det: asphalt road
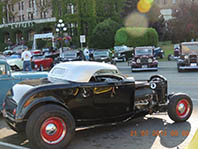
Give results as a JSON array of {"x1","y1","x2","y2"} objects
[{"x1": 0, "y1": 61, "x2": 198, "y2": 149}]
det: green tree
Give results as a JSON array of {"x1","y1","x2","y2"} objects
[
  {"x1": 90, "y1": 18, "x2": 121, "y2": 49},
  {"x1": 169, "y1": 2, "x2": 198, "y2": 43}
]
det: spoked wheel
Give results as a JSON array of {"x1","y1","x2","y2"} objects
[
  {"x1": 168, "y1": 94, "x2": 193, "y2": 122},
  {"x1": 26, "y1": 104, "x2": 75, "y2": 149}
]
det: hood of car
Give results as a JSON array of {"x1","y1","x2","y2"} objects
[
  {"x1": 7, "y1": 58, "x2": 22, "y2": 65},
  {"x1": 12, "y1": 71, "x2": 48, "y2": 80}
]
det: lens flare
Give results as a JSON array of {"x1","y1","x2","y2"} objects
[
  {"x1": 137, "y1": 0, "x2": 153, "y2": 13},
  {"x1": 124, "y1": 12, "x2": 148, "y2": 28}
]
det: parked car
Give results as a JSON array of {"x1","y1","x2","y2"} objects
[
  {"x1": 12, "y1": 45, "x2": 28, "y2": 54},
  {"x1": 114, "y1": 45, "x2": 133, "y2": 62},
  {"x1": 0, "y1": 59, "x2": 48, "y2": 111},
  {"x1": 30, "y1": 49, "x2": 42, "y2": 56},
  {"x1": 56, "y1": 50, "x2": 84, "y2": 63},
  {"x1": 6, "y1": 54, "x2": 23, "y2": 71},
  {"x1": 31, "y1": 55, "x2": 54, "y2": 71},
  {"x1": 177, "y1": 42, "x2": 198, "y2": 72},
  {"x1": 91, "y1": 49, "x2": 116, "y2": 65},
  {"x1": 154, "y1": 47, "x2": 164, "y2": 59},
  {"x1": 130, "y1": 46, "x2": 158, "y2": 72},
  {"x1": 3, "y1": 50, "x2": 14, "y2": 57},
  {"x1": 2, "y1": 61, "x2": 193, "y2": 148}
]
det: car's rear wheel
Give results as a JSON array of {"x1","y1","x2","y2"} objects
[
  {"x1": 168, "y1": 94, "x2": 193, "y2": 122},
  {"x1": 26, "y1": 104, "x2": 75, "y2": 149}
]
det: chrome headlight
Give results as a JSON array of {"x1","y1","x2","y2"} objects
[
  {"x1": 136, "y1": 58, "x2": 141, "y2": 63},
  {"x1": 148, "y1": 58, "x2": 153, "y2": 63},
  {"x1": 184, "y1": 55, "x2": 188, "y2": 59}
]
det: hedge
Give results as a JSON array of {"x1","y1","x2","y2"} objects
[
  {"x1": 90, "y1": 18, "x2": 121, "y2": 49},
  {"x1": 115, "y1": 27, "x2": 159, "y2": 47}
]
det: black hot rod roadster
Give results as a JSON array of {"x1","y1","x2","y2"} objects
[{"x1": 2, "y1": 61, "x2": 193, "y2": 148}]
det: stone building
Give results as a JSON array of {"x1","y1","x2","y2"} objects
[{"x1": 0, "y1": 0, "x2": 123, "y2": 49}]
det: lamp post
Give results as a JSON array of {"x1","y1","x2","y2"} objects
[{"x1": 56, "y1": 19, "x2": 67, "y2": 56}]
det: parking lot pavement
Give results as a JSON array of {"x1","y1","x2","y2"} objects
[{"x1": 0, "y1": 61, "x2": 198, "y2": 149}]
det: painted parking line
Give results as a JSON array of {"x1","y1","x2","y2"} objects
[{"x1": 0, "y1": 141, "x2": 29, "y2": 149}]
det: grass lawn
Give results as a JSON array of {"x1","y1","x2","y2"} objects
[{"x1": 158, "y1": 41, "x2": 174, "y2": 61}]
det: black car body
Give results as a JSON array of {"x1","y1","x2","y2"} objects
[
  {"x1": 130, "y1": 47, "x2": 158, "y2": 71},
  {"x1": 177, "y1": 42, "x2": 198, "y2": 72},
  {"x1": 2, "y1": 61, "x2": 193, "y2": 149},
  {"x1": 154, "y1": 47, "x2": 164, "y2": 59},
  {"x1": 56, "y1": 50, "x2": 84, "y2": 63},
  {"x1": 114, "y1": 46, "x2": 133, "y2": 62},
  {"x1": 91, "y1": 49, "x2": 116, "y2": 65}
]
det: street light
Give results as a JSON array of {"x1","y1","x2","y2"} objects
[{"x1": 56, "y1": 19, "x2": 67, "y2": 55}]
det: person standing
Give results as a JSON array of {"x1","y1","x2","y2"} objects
[
  {"x1": 83, "y1": 47, "x2": 89, "y2": 61},
  {"x1": 21, "y1": 48, "x2": 32, "y2": 71}
]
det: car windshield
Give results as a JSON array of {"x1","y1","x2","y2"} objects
[
  {"x1": 93, "y1": 51, "x2": 109, "y2": 57},
  {"x1": 63, "y1": 52, "x2": 77, "y2": 57},
  {"x1": 114, "y1": 46, "x2": 128, "y2": 53},
  {"x1": 135, "y1": 48, "x2": 153, "y2": 56},
  {"x1": 182, "y1": 43, "x2": 198, "y2": 55}
]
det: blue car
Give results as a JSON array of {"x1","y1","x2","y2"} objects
[{"x1": 0, "y1": 59, "x2": 48, "y2": 110}]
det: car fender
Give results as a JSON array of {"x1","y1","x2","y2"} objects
[{"x1": 17, "y1": 96, "x2": 69, "y2": 121}]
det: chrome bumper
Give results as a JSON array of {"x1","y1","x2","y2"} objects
[{"x1": 132, "y1": 67, "x2": 158, "y2": 71}]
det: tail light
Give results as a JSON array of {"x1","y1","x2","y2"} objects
[{"x1": 12, "y1": 108, "x2": 16, "y2": 115}]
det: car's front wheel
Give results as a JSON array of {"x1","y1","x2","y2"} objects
[
  {"x1": 26, "y1": 104, "x2": 75, "y2": 149},
  {"x1": 168, "y1": 94, "x2": 193, "y2": 122}
]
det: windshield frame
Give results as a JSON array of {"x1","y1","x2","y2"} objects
[{"x1": 135, "y1": 48, "x2": 153, "y2": 56}]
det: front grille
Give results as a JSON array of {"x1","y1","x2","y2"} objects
[
  {"x1": 189, "y1": 55, "x2": 197, "y2": 63},
  {"x1": 141, "y1": 57, "x2": 148, "y2": 64}
]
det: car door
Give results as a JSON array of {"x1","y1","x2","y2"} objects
[
  {"x1": 0, "y1": 64, "x2": 14, "y2": 110},
  {"x1": 93, "y1": 75, "x2": 135, "y2": 118}
]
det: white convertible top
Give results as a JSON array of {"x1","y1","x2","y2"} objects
[{"x1": 48, "y1": 61, "x2": 118, "y2": 83}]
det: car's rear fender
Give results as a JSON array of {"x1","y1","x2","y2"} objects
[{"x1": 18, "y1": 96, "x2": 69, "y2": 121}]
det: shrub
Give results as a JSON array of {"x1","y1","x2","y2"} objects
[
  {"x1": 115, "y1": 27, "x2": 159, "y2": 47},
  {"x1": 90, "y1": 18, "x2": 121, "y2": 49}
]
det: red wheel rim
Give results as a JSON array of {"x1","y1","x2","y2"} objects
[
  {"x1": 40, "y1": 117, "x2": 67, "y2": 144},
  {"x1": 176, "y1": 99, "x2": 190, "y2": 118}
]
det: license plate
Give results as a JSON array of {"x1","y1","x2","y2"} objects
[
  {"x1": 190, "y1": 63, "x2": 197, "y2": 67},
  {"x1": 142, "y1": 65, "x2": 147, "y2": 68}
]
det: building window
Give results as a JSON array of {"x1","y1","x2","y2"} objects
[
  {"x1": 67, "y1": 23, "x2": 78, "y2": 36},
  {"x1": 163, "y1": 0, "x2": 167, "y2": 5},
  {"x1": 22, "y1": 15, "x2": 25, "y2": 21},
  {"x1": 29, "y1": 0, "x2": 34, "y2": 8},
  {"x1": 18, "y1": 16, "x2": 21, "y2": 21},
  {"x1": 28, "y1": 12, "x2": 34, "y2": 20},
  {"x1": 67, "y1": 3, "x2": 76, "y2": 14},
  {"x1": 8, "y1": 4, "x2": 14, "y2": 12},
  {"x1": 21, "y1": 2, "x2": 24, "y2": 10},
  {"x1": 40, "y1": 11, "x2": 47, "y2": 18},
  {"x1": 40, "y1": 0, "x2": 47, "y2": 6},
  {"x1": 18, "y1": 2, "x2": 21, "y2": 10},
  {"x1": 172, "y1": 0, "x2": 176, "y2": 4}
]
